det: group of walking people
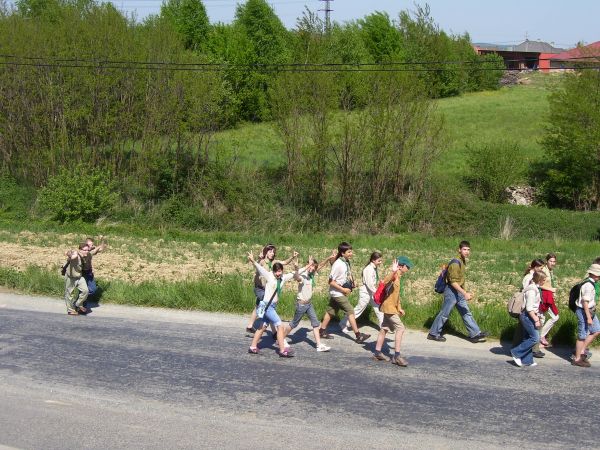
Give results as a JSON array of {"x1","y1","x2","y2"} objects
[
  {"x1": 62, "y1": 236, "x2": 106, "y2": 315},
  {"x1": 245, "y1": 240, "x2": 600, "y2": 369},
  {"x1": 511, "y1": 254, "x2": 600, "y2": 368}
]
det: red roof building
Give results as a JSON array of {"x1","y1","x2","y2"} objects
[{"x1": 547, "y1": 41, "x2": 600, "y2": 71}]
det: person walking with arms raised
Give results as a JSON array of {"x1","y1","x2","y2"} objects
[{"x1": 373, "y1": 256, "x2": 413, "y2": 366}]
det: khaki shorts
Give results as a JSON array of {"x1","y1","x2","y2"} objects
[
  {"x1": 381, "y1": 313, "x2": 405, "y2": 333},
  {"x1": 326, "y1": 295, "x2": 354, "y2": 317}
]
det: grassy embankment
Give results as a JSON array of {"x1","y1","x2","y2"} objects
[{"x1": 0, "y1": 222, "x2": 598, "y2": 345}]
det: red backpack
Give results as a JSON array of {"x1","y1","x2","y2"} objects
[{"x1": 373, "y1": 273, "x2": 397, "y2": 306}]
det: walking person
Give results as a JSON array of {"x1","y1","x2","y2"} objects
[
  {"x1": 571, "y1": 264, "x2": 600, "y2": 368},
  {"x1": 281, "y1": 255, "x2": 335, "y2": 352},
  {"x1": 539, "y1": 253, "x2": 559, "y2": 347},
  {"x1": 247, "y1": 252, "x2": 297, "y2": 357},
  {"x1": 511, "y1": 271, "x2": 545, "y2": 367},
  {"x1": 340, "y1": 252, "x2": 384, "y2": 333},
  {"x1": 245, "y1": 244, "x2": 297, "y2": 334},
  {"x1": 63, "y1": 243, "x2": 90, "y2": 315},
  {"x1": 427, "y1": 241, "x2": 488, "y2": 343},
  {"x1": 373, "y1": 256, "x2": 413, "y2": 366},
  {"x1": 512, "y1": 259, "x2": 546, "y2": 358},
  {"x1": 318, "y1": 242, "x2": 370, "y2": 344},
  {"x1": 81, "y1": 236, "x2": 106, "y2": 298}
]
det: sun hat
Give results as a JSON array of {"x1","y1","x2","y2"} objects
[{"x1": 588, "y1": 264, "x2": 600, "y2": 277}]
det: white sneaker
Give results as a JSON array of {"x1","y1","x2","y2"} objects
[
  {"x1": 527, "y1": 362, "x2": 538, "y2": 367},
  {"x1": 274, "y1": 341, "x2": 291, "y2": 349},
  {"x1": 341, "y1": 327, "x2": 351, "y2": 334},
  {"x1": 511, "y1": 354, "x2": 522, "y2": 367},
  {"x1": 317, "y1": 343, "x2": 331, "y2": 352}
]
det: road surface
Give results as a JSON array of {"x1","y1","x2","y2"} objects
[{"x1": 0, "y1": 291, "x2": 595, "y2": 449}]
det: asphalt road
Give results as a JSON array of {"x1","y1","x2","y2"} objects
[{"x1": 0, "y1": 292, "x2": 596, "y2": 449}]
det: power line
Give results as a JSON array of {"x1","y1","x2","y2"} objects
[
  {"x1": 0, "y1": 59, "x2": 598, "y2": 73},
  {"x1": 0, "y1": 53, "x2": 598, "y2": 69}
]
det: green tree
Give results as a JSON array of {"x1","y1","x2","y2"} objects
[
  {"x1": 358, "y1": 11, "x2": 402, "y2": 63},
  {"x1": 535, "y1": 70, "x2": 600, "y2": 210},
  {"x1": 229, "y1": 0, "x2": 291, "y2": 121},
  {"x1": 160, "y1": 0, "x2": 209, "y2": 51}
]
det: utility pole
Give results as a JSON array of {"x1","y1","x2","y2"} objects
[{"x1": 319, "y1": 0, "x2": 333, "y2": 33}]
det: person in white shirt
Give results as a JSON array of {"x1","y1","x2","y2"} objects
[
  {"x1": 247, "y1": 252, "x2": 297, "y2": 357},
  {"x1": 280, "y1": 253, "x2": 336, "y2": 352},
  {"x1": 511, "y1": 271, "x2": 546, "y2": 367},
  {"x1": 572, "y1": 264, "x2": 600, "y2": 368},
  {"x1": 318, "y1": 242, "x2": 370, "y2": 344},
  {"x1": 340, "y1": 252, "x2": 384, "y2": 333}
]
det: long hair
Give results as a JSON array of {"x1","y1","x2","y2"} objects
[
  {"x1": 523, "y1": 258, "x2": 545, "y2": 276},
  {"x1": 262, "y1": 244, "x2": 276, "y2": 260},
  {"x1": 366, "y1": 251, "x2": 382, "y2": 268}
]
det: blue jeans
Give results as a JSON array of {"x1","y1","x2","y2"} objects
[
  {"x1": 429, "y1": 286, "x2": 481, "y2": 338},
  {"x1": 575, "y1": 307, "x2": 600, "y2": 340},
  {"x1": 260, "y1": 302, "x2": 282, "y2": 328},
  {"x1": 83, "y1": 271, "x2": 97, "y2": 297},
  {"x1": 289, "y1": 302, "x2": 320, "y2": 329},
  {"x1": 511, "y1": 312, "x2": 539, "y2": 365}
]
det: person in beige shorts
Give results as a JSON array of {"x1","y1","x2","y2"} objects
[{"x1": 373, "y1": 256, "x2": 413, "y2": 366}]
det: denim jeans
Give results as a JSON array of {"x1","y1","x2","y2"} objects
[
  {"x1": 575, "y1": 307, "x2": 600, "y2": 340},
  {"x1": 429, "y1": 286, "x2": 481, "y2": 338},
  {"x1": 83, "y1": 271, "x2": 97, "y2": 297},
  {"x1": 254, "y1": 287, "x2": 265, "y2": 307},
  {"x1": 511, "y1": 312, "x2": 539, "y2": 365},
  {"x1": 289, "y1": 302, "x2": 320, "y2": 329}
]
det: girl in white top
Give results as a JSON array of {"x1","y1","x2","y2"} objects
[
  {"x1": 247, "y1": 252, "x2": 297, "y2": 357},
  {"x1": 340, "y1": 252, "x2": 384, "y2": 332},
  {"x1": 511, "y1": 271, "x2": 546, "y2": 367}
]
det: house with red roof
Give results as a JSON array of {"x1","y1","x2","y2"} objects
[{"x1": 546, "y1": 41, "x2": 600, "y2": 72}]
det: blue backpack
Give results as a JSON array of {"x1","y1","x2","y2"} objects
[{"x1": 434, "y1": 258, "x2": 461, "y2": 294}]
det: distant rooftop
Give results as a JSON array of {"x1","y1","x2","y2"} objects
[
  {"x1": 474, "y1": 40, "x2": 565, "y2": 53},
  {"x1": 550, "y1": 41, "x2": 600, "y2": 60}
]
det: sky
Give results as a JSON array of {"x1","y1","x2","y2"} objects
[{"x1": 11, "y1": 0, "x2": 600, "y2": 49}]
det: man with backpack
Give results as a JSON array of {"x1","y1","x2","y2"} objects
[
  {"x1": 571, "y1": 264, "x2": 600, "y2": 368},
  {"x1": 427, "y1": 241, "x2": 488, "y2": 343},
  {"x1": 63, "y1": 243, "x2": 90, "y2": 315}
]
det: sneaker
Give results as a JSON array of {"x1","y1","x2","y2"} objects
[
  {"x1": 274, "y1": 341, "x2": 290, "y2": 349},
  {"x1": 468, "y1": 332, "x2": 487, "y2": 343},
  {"x1": 316, "y1": 343, "x2": 331, "y2": 352},
  {"x1": 427, "y1": 334, "x2": 446, "y2": 342},
  {"x1": 511, "y1": 351, "x2": 522, "y2": 367},
  {"x1": 539, "y1": 336, "x2": 549, "y2": 347},
  {"x1": 532, "y1": 351, "x2": 545, "y2": 358},
  {"x1": 246, "y1": 326, "x2": 257, "y2": 334},
  {"x1": 373, "y1": 352, "x2": 389, "y2": 361},
  {"x1": 390, "y1": 356, "x2": 408, "y2": 367},
  {"x1": 355, "y1": 333, "x2": 371, "y2": 344},
  {"x1": 319, "y1": 329, "x2": 334, "y2": 340},
  {"x1": 278, "y1": 349, "x2": 295, "y2": 358},
  {"x1": 572, "y1": 358, "x2": 591, "y2": 368},
  {"x1": 248, "y1": 347, "x2": 260, "y2": 355},
  {"x1": 340, "y1": 326, "x2": 352, "y2": 334},
  {"x1": 570, "y1": 351, "x2": 592, "y2": 361},
  {"x1": 526, "y1": 362, "x2": 538, "y2": 367}
]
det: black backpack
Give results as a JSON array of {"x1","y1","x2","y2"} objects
[{"x1": 569, "y1": 279, "x2": 594, "y2": 313}]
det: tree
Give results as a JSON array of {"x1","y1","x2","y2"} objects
[
  {"x1": 160, "y1": 0, "x2": 209, "y2": 51},
  {"x1": 535, "y1": 70, "x2": 600, "y2": 210},
  {"x1": 228, "y1": 0, "x2": 291, "y2": 121},
  {"x1": 358, "y1": 11, "x2": 402, "y2": 63}
]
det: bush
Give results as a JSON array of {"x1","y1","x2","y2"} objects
[
  {"x1": 37, "y1": 166, "x2": 117, "y2": 223},
  {"x1": 466, "y1": 140, "x2": 526, "y2": 202},
  {"x1": 0, "y1": 174, "x2": 34, "y2": 219}
]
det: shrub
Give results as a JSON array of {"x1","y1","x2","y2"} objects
[
  {"x1": 0, "y1": 174, "x2": 34, "y2": 219},
  {"x1": 37, "y1": 166, "x2": 117, "y2": 222},
  {"x1": 466, "y1": 140, "x2": 526, "y2": 202}
]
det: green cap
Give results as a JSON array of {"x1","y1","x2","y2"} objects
[{"x1": 396, "y1": 256, "x2": 413, "y2": 269}]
